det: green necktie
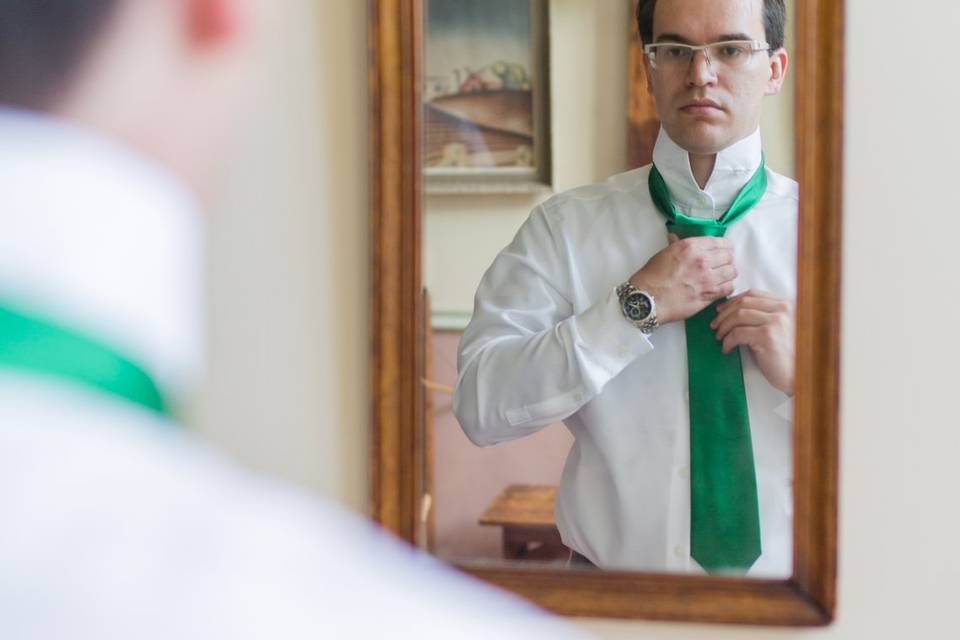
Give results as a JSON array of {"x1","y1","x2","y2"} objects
[
  {"x1": 0, "y1": 303, "x2": 170, "y2": 417},
  {"x1": 648, "y1": 159, "x2": 766, "y2": 574}
]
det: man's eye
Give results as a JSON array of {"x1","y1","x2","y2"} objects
[
  {"x1": 663, "y1": 46, "x2": 689, "y2": 59},
  {"x1": 718, "y1": 45, "x2": 745, "y2": 58}
]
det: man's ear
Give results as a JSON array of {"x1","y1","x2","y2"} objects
[
  {"x1": 765, "y1": 48, "x2": 789, "y2": 96},
  {"x1": 186, "y1": 0, "x2": 246, "y2": 46}
]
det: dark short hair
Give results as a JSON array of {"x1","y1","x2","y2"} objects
[
  {"x1": 0, "y1": 0, "x2": 121, "y2": 109},
  {"x1": 636, "y1": 0, "x2": 787, "y2": 51}
]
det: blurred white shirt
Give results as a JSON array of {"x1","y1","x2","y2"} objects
[
  {"x1": 0, "y1": 108, "x2": 584, "y2": 640},
  {"x1": 455, "y1": 128, "x2": 797, "y2": 577}
]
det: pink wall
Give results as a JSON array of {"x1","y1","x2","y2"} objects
[{"x1": 430, "y1": 330, "x2": 573, "y2": 560}]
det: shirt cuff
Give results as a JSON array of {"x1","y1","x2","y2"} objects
[{"x1": 571, "y1": 287, "x2": 654, "y2": 386}]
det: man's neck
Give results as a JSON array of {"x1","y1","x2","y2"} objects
[{"x1": 689, "y1": 152, "x2": 717, "y2": 190}]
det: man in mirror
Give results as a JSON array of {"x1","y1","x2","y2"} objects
[{"x1": 455, "y1": 0, "x2": 796, "y2": 577}]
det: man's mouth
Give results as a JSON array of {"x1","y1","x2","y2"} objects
[{"x1": 680, "y1": 99, "x2": 723, "y2": 114}]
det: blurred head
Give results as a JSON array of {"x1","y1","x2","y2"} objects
[
  {"x1": 0, "y1": 0, "x2": 265, "y2": 196},
  {"x1": 636, "y1": 0, "x2": 788, "y2": 156}
]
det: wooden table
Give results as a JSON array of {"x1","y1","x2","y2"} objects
[{"x1": 478, "y1": 484, "x2": 569, "y2": 561}]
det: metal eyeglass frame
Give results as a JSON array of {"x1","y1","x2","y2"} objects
[{"x1": 643, "y1": 40, "x2": 771, "y2": 71}]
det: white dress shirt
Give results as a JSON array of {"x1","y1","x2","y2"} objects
[
  {"x1": 454, "y1": 128, "x2": 797, "y2": 577},
  {"x1": 0, "y1": 108, "x2": 583, "y2": 640}
]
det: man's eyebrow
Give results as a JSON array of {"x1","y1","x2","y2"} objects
[
  {"x1": 654, "y1": 32, "x2": 756, "y2": 44},
  {"x1": 716, "y1": 33, "x2": 755, "y2": 42},
  {"x1": 654, "y1": 33, "x2": 693, "y2": 44}
]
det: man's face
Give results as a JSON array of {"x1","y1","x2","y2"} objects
[{"x1": 644, "y1": 0, "x2": 787, "y2": 155}]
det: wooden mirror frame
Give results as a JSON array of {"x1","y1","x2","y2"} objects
[{"x1": 369, "y1": 0, "x2": 841, "y2": 625}]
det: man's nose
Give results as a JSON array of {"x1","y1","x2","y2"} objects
[{"x1": 686, "y1": 50, "x2": 718, "y2": 87}]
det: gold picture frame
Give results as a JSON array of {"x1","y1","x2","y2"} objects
[{"x1": 368, "y1": 0, "x2": 841, "y2": 625}]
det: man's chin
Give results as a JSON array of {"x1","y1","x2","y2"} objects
[{"x1": 666, "y1": 124, "x2": 738, "y2": 157}]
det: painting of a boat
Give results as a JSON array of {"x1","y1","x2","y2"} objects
[
  {"x1": 425, "y1": 89, "x2": 532, "y2": 168},
  {"x1": 424, "y1": 0, "x2": 550, "y2": 191}
]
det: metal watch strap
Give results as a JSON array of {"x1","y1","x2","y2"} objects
[{"x1": 617, "y1": 282, "x2": 659, "y2": 335}]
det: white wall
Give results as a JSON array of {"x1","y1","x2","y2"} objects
[
  {"x1": 198, "y1": 0, "x2": 369, "y2": 511},
  {"x1": 200, "y1": 0, "x2": 960, "y2": 637}
]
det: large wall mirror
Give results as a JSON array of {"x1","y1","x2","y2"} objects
[{"x1": 370, "y1": 0, "x2": 841, "y2": 625}]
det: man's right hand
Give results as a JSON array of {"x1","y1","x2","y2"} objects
[{"x1": 629, "y1": 234, "x2": 737, "y2": 325}]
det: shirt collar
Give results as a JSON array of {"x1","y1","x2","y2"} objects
[
  {"x1": 0, "y1": 107, "x2": 204, "y2": 401},
  {"x1": 651, "y1": 127, "x2": 763, "y2": 219}
]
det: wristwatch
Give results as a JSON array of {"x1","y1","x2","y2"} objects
[{"x1": 616, "y1": 282, "x2": 659, "y2": 335}]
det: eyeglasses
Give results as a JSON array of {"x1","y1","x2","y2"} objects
[{"x1": 644, "y1": 40, "x2": 770, "y2": 73}]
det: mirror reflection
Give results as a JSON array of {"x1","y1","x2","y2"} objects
[{"x1": 423, "y1": 0, "x2": 796, "y2": 578}]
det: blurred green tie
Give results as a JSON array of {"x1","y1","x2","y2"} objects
[
  {"x1": 0, "y1": 303, "x2": 169, "y2": 416},
  {"x1": 648, "y1": 160, "x2": 766, "y2": 574}
]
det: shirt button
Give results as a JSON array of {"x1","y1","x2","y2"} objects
[
  {"x1": 673, "y1": 545, "x2": 687, "y2": 559},
  {"x1": 678, "y1": 466, "x2": 690, "y2": 479}
]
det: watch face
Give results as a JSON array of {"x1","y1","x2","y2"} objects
[{"x1": 624, "y1": 292, "x2": 652, "y2": 322}]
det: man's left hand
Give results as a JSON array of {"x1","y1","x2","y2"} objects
[{"x1": 710, "y1": 290, "x2": 795, "y2": 395}]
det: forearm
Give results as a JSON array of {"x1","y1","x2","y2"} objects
[{"x1": 453, "y1": 288, "x2": 652, "y2": 446}]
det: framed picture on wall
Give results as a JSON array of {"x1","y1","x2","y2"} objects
[{"x1": 423, "y1": 0, "x2": 552, "y2": 194}]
